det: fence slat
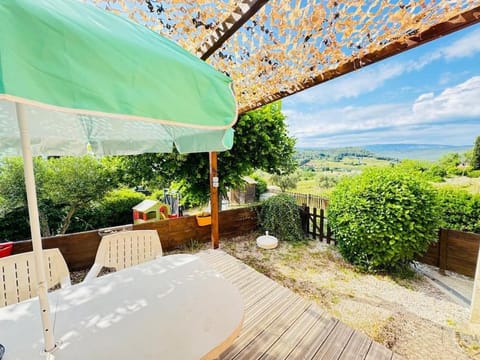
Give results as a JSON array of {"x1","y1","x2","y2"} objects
[
  {"x1": 439, "y1": 228, "x2": 448, "y2": 275},
  {"x1": 319, "y1": 209, "x2": 324, "y2": 242},
  {"x1": 287, "y1": 192, "x2": 329, "y2": 211},
  {"x1": 298, "y1": 205, "x2": 334, "y2": 245}
]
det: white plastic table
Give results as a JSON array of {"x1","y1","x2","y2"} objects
[{"x1": 0, "y1": 254, "x2": 244, "y2": 359}]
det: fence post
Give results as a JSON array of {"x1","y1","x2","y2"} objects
[
  {"x1": 438, "y1": 228, "x2": 448, "y2": 275},
  {"x1": 300, "y1": 204, "x2": 307, "y2": 235},
  {"x1": 312, "y1": 207, "x2": 317, "y2": 240},
  {"x1": 319, "y1": 209, "x2": 324, "y2": 242},
  {"x1": 326, "y1": 221, "x2": 332, "y2": 244},
  {"x1": 470, "y1": 243, "x2": 480, "y2": 323}
]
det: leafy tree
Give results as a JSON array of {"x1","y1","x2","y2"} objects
[
  {"x1": 473, "y1": 135, "x2": 480, "y2": 170},
  {"x1": 316, "y1": 173, "x2": 340, "y2": 189},
  {"x1": 271, "y1": 172, "x2": 299, "y2": 192},
  {"x1": 0, "y1": 156, "x2": 115, "y2": 237},
  {"x1": 116, "y1": 102, "x2": 296, "y2": 206},
  {"x1": 438, "y1": 152, "x2": 461, "y2": 175},
  {"x1": 45, "y1": 156, "x2": 115, "y2": 233},
  {"x1": 0, "y1": 157, "x2": 54, "y2": 237},
  {"x1": 328, "y1": 167, "x2": 439, "y2": 272}
]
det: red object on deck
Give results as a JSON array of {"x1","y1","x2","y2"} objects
[
  {"x1": 167, "y1": 214, "x2": 178, "y2": 219},
  {"x1": 0, "y1": 242, "x2": 13, "y2": 258}
]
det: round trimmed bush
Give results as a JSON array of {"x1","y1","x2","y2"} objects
[
  {"x1": 328, "y1": 167, "x2": 439, "y2": 272},
  {"x1": 260, "y1": 193, "x2": 303, "y2": 242}
]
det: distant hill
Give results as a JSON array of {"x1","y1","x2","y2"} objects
[{"x1": 364, "y1": 144, "x2": 472, "y2": 161}]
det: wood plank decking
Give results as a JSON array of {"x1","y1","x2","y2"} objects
[{"x1": 198, "y1": 250, "x2": 399, "y2": 360}]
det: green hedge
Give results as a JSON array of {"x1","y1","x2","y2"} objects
[
  {"x1": 69, "y1": 188, "x2": 146, "y2": 232},
  {"x1": 260, "y1": 193, "x2": 303, "y2": 242},
  {"x1": 329, "y1": 167, "x2": 439, "y2": 272},
  {"x1": 436, "y1": 187, "x2": 480, "y2": 233}
]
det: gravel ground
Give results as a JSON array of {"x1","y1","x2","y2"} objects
[
  {"x1": 219, "y1": 234, "x2": 480, "y2": 360},
  {"x1": 71, "y1": 234, "x2": 480, "y2": 359}
]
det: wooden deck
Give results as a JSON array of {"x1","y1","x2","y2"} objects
[{"x1": 198, "y1": 250, "x2": 401, "y2": 360}]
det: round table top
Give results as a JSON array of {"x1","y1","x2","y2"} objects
[{"x1": 0, "y1": 254, "x2": 244, "y2": 360}]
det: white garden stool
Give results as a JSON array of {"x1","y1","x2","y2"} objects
[{"x1": 256, "y1": 231, "x2": 278, "y2": 249}]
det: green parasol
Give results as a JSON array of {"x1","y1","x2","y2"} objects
[{"x1": 0, "y1": 0, "x2": 237, "y2": 353}]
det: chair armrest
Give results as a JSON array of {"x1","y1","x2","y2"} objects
[
  {"x1": 61, "y1": 276, "x2": 72, "y2": 288},
  {"x1": 83, "y1": 263, "x2": 103, "y2": 283}
]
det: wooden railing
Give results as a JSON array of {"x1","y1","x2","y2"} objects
[
  {"x1": 419, "y1": 229, "x2": 480, "y2": 277},
  {"x1": 299, "y1": 206, "x2": 335, "y2": 245},
  {"x1": 11, "y1": 207, "x2": 259, "y2": 271},
  {"x1": 287, "y1": 192, "x2": 329, "y2": 210},
  {"x1": 298, "y1": 208, "x2": 480, "y2": 277}
]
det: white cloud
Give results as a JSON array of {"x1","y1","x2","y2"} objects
[
  {"x1": 412, "y1": 76, "x2": 480, "y2": 119},
  {"x1": 287, "y1": 63, "x2": 405, "y2": 105},
  {"x1": 440, "y1": 27, "x2": 480, "y2": 60},
  {"x1": 286, "y1": 76, "x2": 480, "y2": 147}
]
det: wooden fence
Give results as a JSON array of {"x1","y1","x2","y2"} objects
[
  {"x1": 299, "y1": 206, "x2": 335, "y2": 244},
  {"x1": 419, "y1": 228, "x2": 480, "y2": 277},
  {"x1": 11, "y1": 207, "x2": 259, "y2": 271},
  {"x1": 298, "y1": 209, "x2": 480, "y2": 276},
  {"x1": 287, "y1": 192, "x2": 329, "y2": 210}
]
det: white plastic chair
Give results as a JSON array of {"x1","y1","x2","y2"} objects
[
  {"x1": 0, "y1": 248, "x2": 71, "y2": 308},
  {"x1": 84, "y1": 230, "x2": 162, "y2": 282}
]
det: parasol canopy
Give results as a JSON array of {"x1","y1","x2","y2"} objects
[
  {"x1": 0, "y1": 0, "x2": 237, "y2": 157},
  {"x1": 0, "y1": 0, "x2": 237, "y2": 353}
]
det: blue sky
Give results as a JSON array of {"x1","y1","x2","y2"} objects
[{"x1": 282, "y1": 24, "x2": 480, "y2": 148}]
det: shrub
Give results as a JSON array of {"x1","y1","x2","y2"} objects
[
  {"x1": 68, "y1": 188, "x2": 145, "y2": 232},
  {"x1": 251, "y1": 174, "x2": 268, "y2": 200},
  {"x1": 436, "y1": 187, "x2": 480, "y2": 233},
  {"x1": 328, "y1": 167, "x2": 439, "y2": 272},
  {"x1": 467, "y1": 169, "x2": 480, "y2": 178},
  {"x1": 270, "y1": 172, "x2": 299, "y2": 192},
  {"x1": 260, "y1": 193, "x2": 303, "y2": 242}
]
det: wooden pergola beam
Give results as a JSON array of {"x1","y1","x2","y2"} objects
[
  {"x1": 198, "y1": 0, "x2": 269, "y2": 60},
  {"x1": 240, "y1": 5, "x2": 480, "y2": 114}
]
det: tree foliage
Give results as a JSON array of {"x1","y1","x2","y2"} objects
[
  {"x1": 270, "y1": 172, "x2": 299, "y2": 192},
  {"x1": 0, "y1": 156, "x2": 114, "y2": 237},
  {"x1": 117, "y1": 102, "x2": 296, "y2": 206},
  {"x1": 44, "y1": 157, "x2": 115, "y2": 233},
  {"x1": 473, "y1": 135, "x2": 480, "y2": 170},
  {"x1": 328, "y1": 167, "x2": 439, "y2": 272},
  {"x1": 68, "y1": 188, "x2": 146, "y2": 233}
]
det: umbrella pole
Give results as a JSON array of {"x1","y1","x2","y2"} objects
[{"x1": 16, "y1": 103, "x2": 56, "y2": 352}]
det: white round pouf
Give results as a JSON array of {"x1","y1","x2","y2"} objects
[{"x1": 256, "y1": 231, "x2": 278, "y2": 249}]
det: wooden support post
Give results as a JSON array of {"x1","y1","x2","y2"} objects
[
  {"x1": 312, "y1": 207, "x2": 317, "y2": 240},
  {"x1": 209, "y1": 152, "x2": 219, "y2": 249},
  {"x1": 439, "y1": 228, "x2": 448, "y2": 275}
]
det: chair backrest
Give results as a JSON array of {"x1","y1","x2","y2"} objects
[
  {"x1": 94, "y1": 230, "x2": 162, "y2": 271},
  {"x1": 0, "y1": 248, "x2": 71, "y2": 308}
]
